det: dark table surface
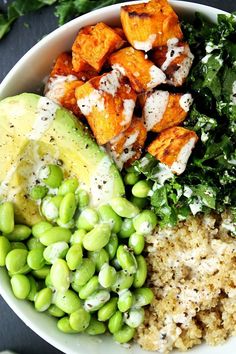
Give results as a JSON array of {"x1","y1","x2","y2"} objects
[{"x1": 0, "y1": 0, "x2": 235, "y2": 353}]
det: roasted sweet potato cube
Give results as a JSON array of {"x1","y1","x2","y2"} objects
[
  {"x1": 75, "y1": 69, "x2": 137, "y2": 145},
  {"x1": 72, "y1": 22, "x2": 125, "y2": 72},
  {"x1": 109, "y1": 47, "x2": 166, "y2": 93},
  {"x1": 147, "y1": 126, "x2": 198, "y2": 174},
  {"x1": 151, "y1": 41, "x2": 194, "y2": 86},
  {"x1": 120, "y1": 0, "x2": 183, "y2": 51},
  {"x1": 143, "y1": 90, "x2": 193, "y2": 132},
  {"x1": 108, "y1": 117, "x2": 147, "y2": 169},
  {"x1": 72, "y1": 50, "x2": 96, "y2": 72},
  {"x1": 113, "y1": 27, "x2": 127, "y2": 40},
  {"x1": 45, "y1": 76, "x2": 84, "y2": 116}
]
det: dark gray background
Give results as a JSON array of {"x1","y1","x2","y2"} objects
[{"x1": 0, "y1": 0, "x2": 235, "y2": 353}]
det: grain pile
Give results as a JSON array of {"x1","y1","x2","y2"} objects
[{"x1": 136, "y1": 213, "x2": 236, "y2": 353}]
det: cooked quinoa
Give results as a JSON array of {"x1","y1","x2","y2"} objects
[{"x1": 136, "y1": 213, "x2": 236, "y2": 353}]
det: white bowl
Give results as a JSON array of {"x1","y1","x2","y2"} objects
[{"x1": 0, "y1": 1, "x2": 233, "y2": 354}]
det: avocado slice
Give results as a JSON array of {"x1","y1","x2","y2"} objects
[{"x1": 0, "y1": 93, "x2": 124, "y2": 225}]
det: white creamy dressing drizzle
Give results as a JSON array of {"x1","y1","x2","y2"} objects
[
  {"x1": 189, "y1": 197, "x2": 203, "y2": 215},
  {"x1": 144, "y1": 90, "x2": 169, "y2": 131},
  {"x1": 147, "y1": 65, "x2": 166, "y2": 89},
  {"x1": 121, "y1": 99, "x2": 135, "y2": 126},
  {"x1": 179, "y1": 93, "x2": 193, "y2": 112},
  {"x1": 153, "y1": 163, "x2": 174, "y2": 186},
  {"x1": 98, "y1": 69, "x2": 121, "y2": 96},
  {"x1": 133, "y1": 34, "x2": 157, "y2": 52},
  {"x1": 231, "y1": 81, "x2": 236, "y2": 105},
  {"x1": 171, "y1": 54, "x2": 194, "y2": 86},
  {"x1": 77, "y1": 90, "x2": 105, "y2": 115},
  {"x1": 90, "y1": 156, "x2": 114, "y2": 206},
  {"x1": 111, "y1": 131, "x2": 139, "y2": 170},
  {"x1": 201, "y1": 54, "x2": 212, "y2": 64},
  {"x1": 0, "y1": 97, "x2": 58, "y2": 199},
  {"x1": 112, "y1": 63, "x2": 126, "y2": 76},
  {"x1": 45, "y1": 75, "x2": 78, "y2": 103},
  {"x1": 205, "y1": 41, "x2": 219, "y2": 53},
  {"x1": 171, "y1": 137, "x2": 197, "y2": 175},
  {"x1": 161, "y1": 38, "x2": 184, "y2": 71}
]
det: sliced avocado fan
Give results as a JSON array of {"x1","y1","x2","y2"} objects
[{"x1": 0, "y1": 93, "x2": 124, "y2": 225}]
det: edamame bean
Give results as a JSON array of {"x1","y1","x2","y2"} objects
[
  {"x1": 70, "y1": 229, "x2": 86, "y2": 245},
  {"x1": 133, "y1": 255, "x2": 147, "y2": 288},
  {"x1": 124, "y1": 308, "x2": 145, "y2": 328},
  {"x1": 83, "y1": 224, "x2": 111, "y2": 251},
  {"x1": 130, "y1": 196, "x2": 148, "y2": 209},
  {"x1": 66, "y1": 244, "x2": 83, "y2": 270},
  {"x1": 72, "y1": 258, "x2": 95, "y2": 288},
  {"x1": 27, "y1": 276, "x2": 38, "y2": 301},
  {"x1": 27, "y1": 237, "x2": 45, "y2": 250},
  {"x1": 69, "y1": 308, "x2": 90, "y2": 332},
  {"x1": 32, "y1": 221, "x2": 53, "y2": 238},
  {"x1": 58, "y1": 179, "x2": 79, "y2": 195},
  {"x1": 0, "y1": 236, "x2": 11, "y2": 266},
  {"x1": 116, "y1": 245, "x2": 137, "y2": 274},
  {"x1": 35, "y1": 288, "x2": 52, "y2": 312},
  {"x1": 132, "y1": 180, "x2": 151, "y2": 198},
  {"x1": 0, "y1": 202, "x2": 14, "y2": 234},
  {"x1": 45, "y1": 273, "x2": 53, "y2": 289},
  {"x1": 39, "y1": 227, "x2": 71, "y2": 246},
  {"x1": 10, "y1": 274, "x2": 31, "y2": 299},
  {"x1": 6, "y1": 224, "x2": 31, "y2": 242},
  {"x1": 113, "y1": 325, "x2": 135, "y2": 343},
  {"x1": 124, "y1": 172, "x2": 139, "y2": 186},
  {"x1": 111, "y1": 257, "x2": 121, "y2": 271},
  {"x1": 30, "y1": 185, "x2": 48, "y2": 200},
  {"x1": 98, "y1": 297, "x2": 117, "y2": 322},
  {"x1": 57, "y1": 317, "x2": 79, "y2": 333},
  {"x1": 50, "y1": 259, "x2": 70, "y2": 292},
  {"x1": 105, "y1": 233, "x2": 118, "y2": 260},
  {"x1": 6, "y1": 249, "x2": 29, "y2": 274},
  {"x1": 39, "y1": 164, "x2": 63, "y2": 188},
  {"x1": 32, "y1": 266, "x2": 51, "y2": 279},
  {"x1": 48, "y1": 304, "x2": 65, "y2": 318},
  {"x1": 88, "y1": 249, "x2": 109, "y2": 272},
  {"x1": 54, "y1": 290, "x2": 82, "y2": 314},
  {"x1": 84, "y1": 290, "x2": 110, "y2": 312},
  {"x1": 11, "y1": 242, "x2": 27, "y2": 250},
  {"x1": 76, "y1": 189, "x2": 89, "y2": 208},
  {"x1": 133, "y1": 288, "x2": 154, "y2": 307},
  {"x1": 119, "y1": 218, "x2": 135, "y2": 239},
  {"x1": 110, "y1": 197, "x2": 139, "y2": 218},
  {"x1": 98, "y1": 264, "x2": 116, "y2": 288},
  {"x1": 43, "y1": 241, "x2": 69, "y2": 264},
  {"x1": 111, "y1": 271, "x2": 134, "y2": 293},
  {"x1": 133, "y1": 210, "x2": 157, "y2": 235},
  {"x1": 98, "y1": 205, "x2": 122, "y2": 233},
  {"x1": 117, "y1": 290, "x2": 133, "y2": 313},
  {"x1": 128, "y1": 233, "x2": 145, "y2": 255},
  {"x1": 56, "y1": 218, "x2": 75, "y2": 229},
  {"x1": 59, "y1": 193, "x2": 76, "y2": 224},
  {"x1": 27, "y1": 248, "x2": 45, "y2": 270},
  {"x1": 79, "y1": 276, "x2": 99, "y2": 300},
  {"x1": 41, "y1": 196, "x2": 63, "y2": 221},
  {"x1": 77, "y1": 208, "x2": 99, "y2": 231},
  {"x1": 108, "y1": 311, "x2": 123, "y2": 334},
  {"x1": 85, "y1": 317, "x2": 106, "y2": 335}
]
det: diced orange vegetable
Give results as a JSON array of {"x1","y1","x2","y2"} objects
[
  {"x1": 120, "y1": 0, "x2": 183, "y2": 51},
  {"x1": 75, "y1": 69, "x2": 137, "y2": 145},
  {"x1": 109, "y1": 46, "x2": 166, "y2": 93},
  {"x1": 45, "y1": 76, "x2": 84, "y2": 117},
  {"x1": 147, "y1": 126, "x2": 198, "y2": 174},
  {"x1": 108, "y1": 117, "x2": 147, "y2": 168},
  {"x1": 151, "y1": 41, "x2": 194, "y2": 86},
  {"x1": 72, "y1": 22, "x2": 125, "y2": 72},
  {"x1": 72, "y1": 50, "x2": 96, "y2": 72},
  {"x1": 142, "y1": 90, "x2": 193, "y2": 132},
  {"x1": 113, "y1": 27, "x2": 127, "y2": 40}
]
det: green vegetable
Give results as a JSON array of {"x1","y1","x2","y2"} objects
[
  {"x1": 34, "y1": 288, "x2": 53, "y2": 312},
  {"x1": 69, "y1": 308, "x2": 90, "y2": 332},
  {"x1": 85, "y1": 317, "x2": 106, "y2": 335},
  {"x1": 10, "y1": 274, "x2": 31, "y2": 300}
]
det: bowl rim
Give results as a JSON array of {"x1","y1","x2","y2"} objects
[{"x1": 0, "y1": 1, "x2": 231, "y2": 354}]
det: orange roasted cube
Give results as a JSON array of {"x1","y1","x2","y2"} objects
[
  {"x1": 147, "y1": 126, "x2": 198, "y2": 174},
  {"x1": 142, "y1": 90, "x2": 193, "y2": 132},
  {"x1": 50, "y1": 52, "x2": 78, "y2": 77},
  {"x1": 120, "y1": 0, "x2": 183, "y2": 52},
  {"x1": 113, "y1": 27, "x2": 127, "y2": 40},
  {"x1": 108, "y1": 117, "x2": 147, "y2": 169},
  {"x1": 45, "y1": 77, "x2": 84, "y2": 116},
  {"x1": 109, "y1": 47, "x2": 166, "y2": 93},
  {"x1": 151, "y1": 41, "x2": 194, "y2": 86},
  {"x1": 72, "y1": 22, "x2": 125, "y2": 72},
  {"x1": 75, "y1": 69, "x2": 137, "y2": 145}
]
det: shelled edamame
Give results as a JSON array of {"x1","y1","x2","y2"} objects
[{"x1": 0, "y1": 163, "x2": 156, "y2": 345}]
